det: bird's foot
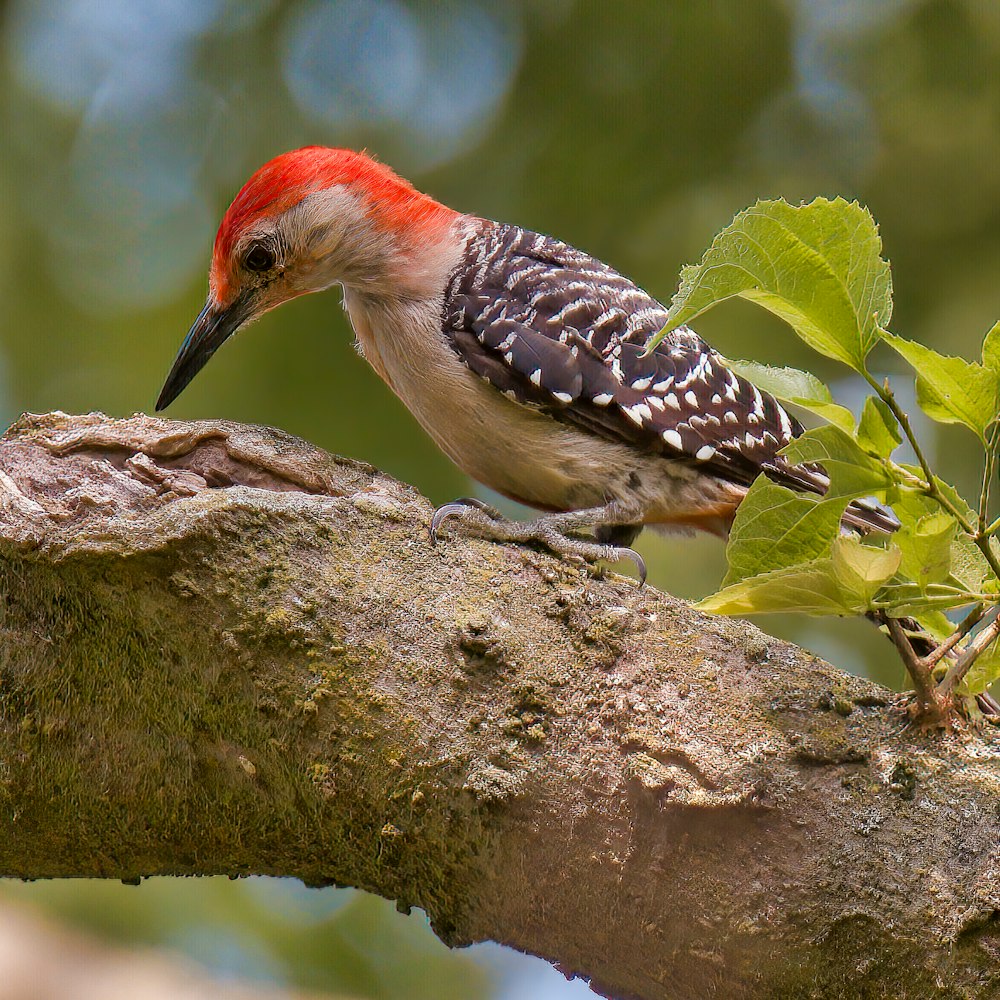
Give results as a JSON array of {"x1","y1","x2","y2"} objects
[{"x1": 430, "y1": 499, "x2": 646, "y2": 586}]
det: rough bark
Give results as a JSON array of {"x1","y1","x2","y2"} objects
[{"x1": 0, "y1": 411, "x2": 998, "y2": 1000}]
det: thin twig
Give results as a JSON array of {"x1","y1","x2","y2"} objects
[
  {"x1": 938, "y1": 606, "x2": 1000, "y2": 698},
  {"x1": 978, "y1": 689, "x2": 1000, "y2": 715},
  {"x1": 979, "y1": 423, "x2": 999, "y2": 534},
  {"x1": 921, "y1": 603, "x2": 986, "y2": 670},
  {"x1": 865, "y1": 370, "x2": 1000, "y2": 582},
  {"x1": 866, "y1": 371, "x2": 937, "y2": 490},
  {"x1": 870, "y1": 594, "x2": 994, "y2": 611},
  {"x1": 883, "y1": 613, "x2": 941, "y2": 712}
]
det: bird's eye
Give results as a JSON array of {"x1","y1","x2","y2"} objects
[{"x1": 244, "y1": 243, "x2": 276, "y2": 272}]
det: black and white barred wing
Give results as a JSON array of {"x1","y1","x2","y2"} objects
[{"x1": 443, "y1": 222, "x2": 824, "y2": 495}]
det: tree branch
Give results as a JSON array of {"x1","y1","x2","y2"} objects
[{"x1": 0, "y1": 411, "x2": 998, "y2": 1000}]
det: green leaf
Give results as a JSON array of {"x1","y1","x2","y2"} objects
[
  {"x1": 882, "y1": 333, "x2": 1000, "y2": 442},
  {"x1": 721, "y1": 360, "x2": 831, "y2": 404},
  {"x1": 949, "y1": 537, "x2": 993, "y2": 596},
  {"x1": 722, "y1": 359, "x2": 856, "y2": 433},
  {"x1": 893, "y1": 511, "x2": 955, "y2": 589},
  {"x1": 698, "y1": 536, "x2": 900, "y2": 617},
  {"x1": 721, "y1": 476, "x2": 845, "y2": 586},
  {"x1": 782, "y1": 424, "x2": 893, "y2": 498},
  {"x1": 891, "y1": 484, "x2": 988, "y2": 595},
  {"x1": 895, "y1": 471, "x2": 978, "y2": 521},
  {"x1": 695, "y1": 558, "x2": 863, "y2": 616},
  {"x1": 830, "y1": 536, "x2": 902, "y2": 607},
  {"x1": 957, "y1": 643, "x2": 1000, "y2": 696},
  {"x1": 933, "y1": 476, "x2": 978, "y2": 520},
  {"x1": 652, "y1": 197, "x2": 892, "y2": 371},
  {"x1": 791, "y1": 399, "x2": 858, "y2": 435},
  {"x1": 981, "y1": 320, "x2": 1000, "y2": 372},
  {"x1": 856, "y1": 396, "x2": 901, "y2": 457},
  {"x1": 886, "y1": 487, "x2": 940, "y2": 525},
  {"x1": 907, "y1": 609, "x2": 958, "y2": 643}
]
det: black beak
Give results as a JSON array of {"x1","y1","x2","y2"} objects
[{"x1": 155, "y1": 293, "x2": 252, "y2": 411}]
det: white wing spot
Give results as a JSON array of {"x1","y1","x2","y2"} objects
[
  {"x1": 695, "y1": 445, "x2": 716, "y2": 461},
  {"x1": 684, "y1": 390, "x2": 698, "y2": 407},
  {"x1": 663, "y1": 429, "x2": 684, "y2": 450},
  {"x1": 631, "y1": 377, "x2": 652, "y2": 391},
  {"x1": 530, "y1": 369, "x2": 543, "y2": 386},
  {"x1": 664, "y1": 393, "x2": 680, "y2": 410},
  {"x1": 592, "y1": 392, "x2": 614, "y2": 406},
  {"x1": 623, "y1": 403, "x2": 652, "y2": 426},
  {"x1": 552, "y1": 391, "x2": 573, "y2": 403},
  {"x1": 778, "y1": 406, "x2": 793, "y2": 439}
]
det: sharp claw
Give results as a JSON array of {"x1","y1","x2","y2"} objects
[
  {"x1": 622, "y1": 547, "x2": 647, "y2": 587},
  {"x1": 430, "y1": 498, "x2": 503, "y2": 544},
  {"x1": 430, "y1": 502, "x2": 469, "y2": 544}
]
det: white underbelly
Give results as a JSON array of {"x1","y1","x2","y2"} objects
[
  {"x1": 344, "y1": 290, "x2": 738, "y2": 520},
  {"x1": 417, "y1": 377, "x2": 625, "y2": 509}
]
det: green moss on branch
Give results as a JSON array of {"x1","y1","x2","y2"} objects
[{"x1": 0, "y1": 412, "x2": 998, "y2": 1000}]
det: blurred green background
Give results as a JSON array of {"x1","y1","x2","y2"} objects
[{"x1": 2, "y1": 0, "x2": 998, "y2": 995}]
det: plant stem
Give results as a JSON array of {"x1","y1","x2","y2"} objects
[
  {"x1": 883, "y1": 613, "x2": 945, "y2": 714},
  {"x1": 921, "y1": 603, "x2": 985, "y2": 670},
  {"x1": 871, "y1": 594, "x2": 994, "y2": 611},
  {"x1": 866, "y1": 371, "x2": 1000, "y2": 582},
  {"x1": 938, "y1": 606, "x2": 1000, "y2": 697},
  {"x1": 979, "y1": 423, "x2": 999, "y2": 533},
  {"x1": 877, "y1": 583, "x2": 977, "y2": 601},
  {"x1": 865, "y1": 371, "x2": 936, "y2": 486}
]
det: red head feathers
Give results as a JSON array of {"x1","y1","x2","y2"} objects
[{"x1": 211, "y1": 147, "x2": 457, "y2": 298}]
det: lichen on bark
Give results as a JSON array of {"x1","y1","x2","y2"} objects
[{"x1": 0, "y1": 411, "x2": 998, "y2": 1000}]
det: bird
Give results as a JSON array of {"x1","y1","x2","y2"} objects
[{"x1": 156, "y1": 146, "x2": 897, "y2": 583}]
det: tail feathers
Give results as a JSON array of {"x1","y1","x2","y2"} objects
[{"x1": 841, "y1": 496, "x2": 900, "y2": 535}]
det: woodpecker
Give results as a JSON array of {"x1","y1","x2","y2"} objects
[{"x1": 156, "y1": 146, "x2": 896, "y2": 580}]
